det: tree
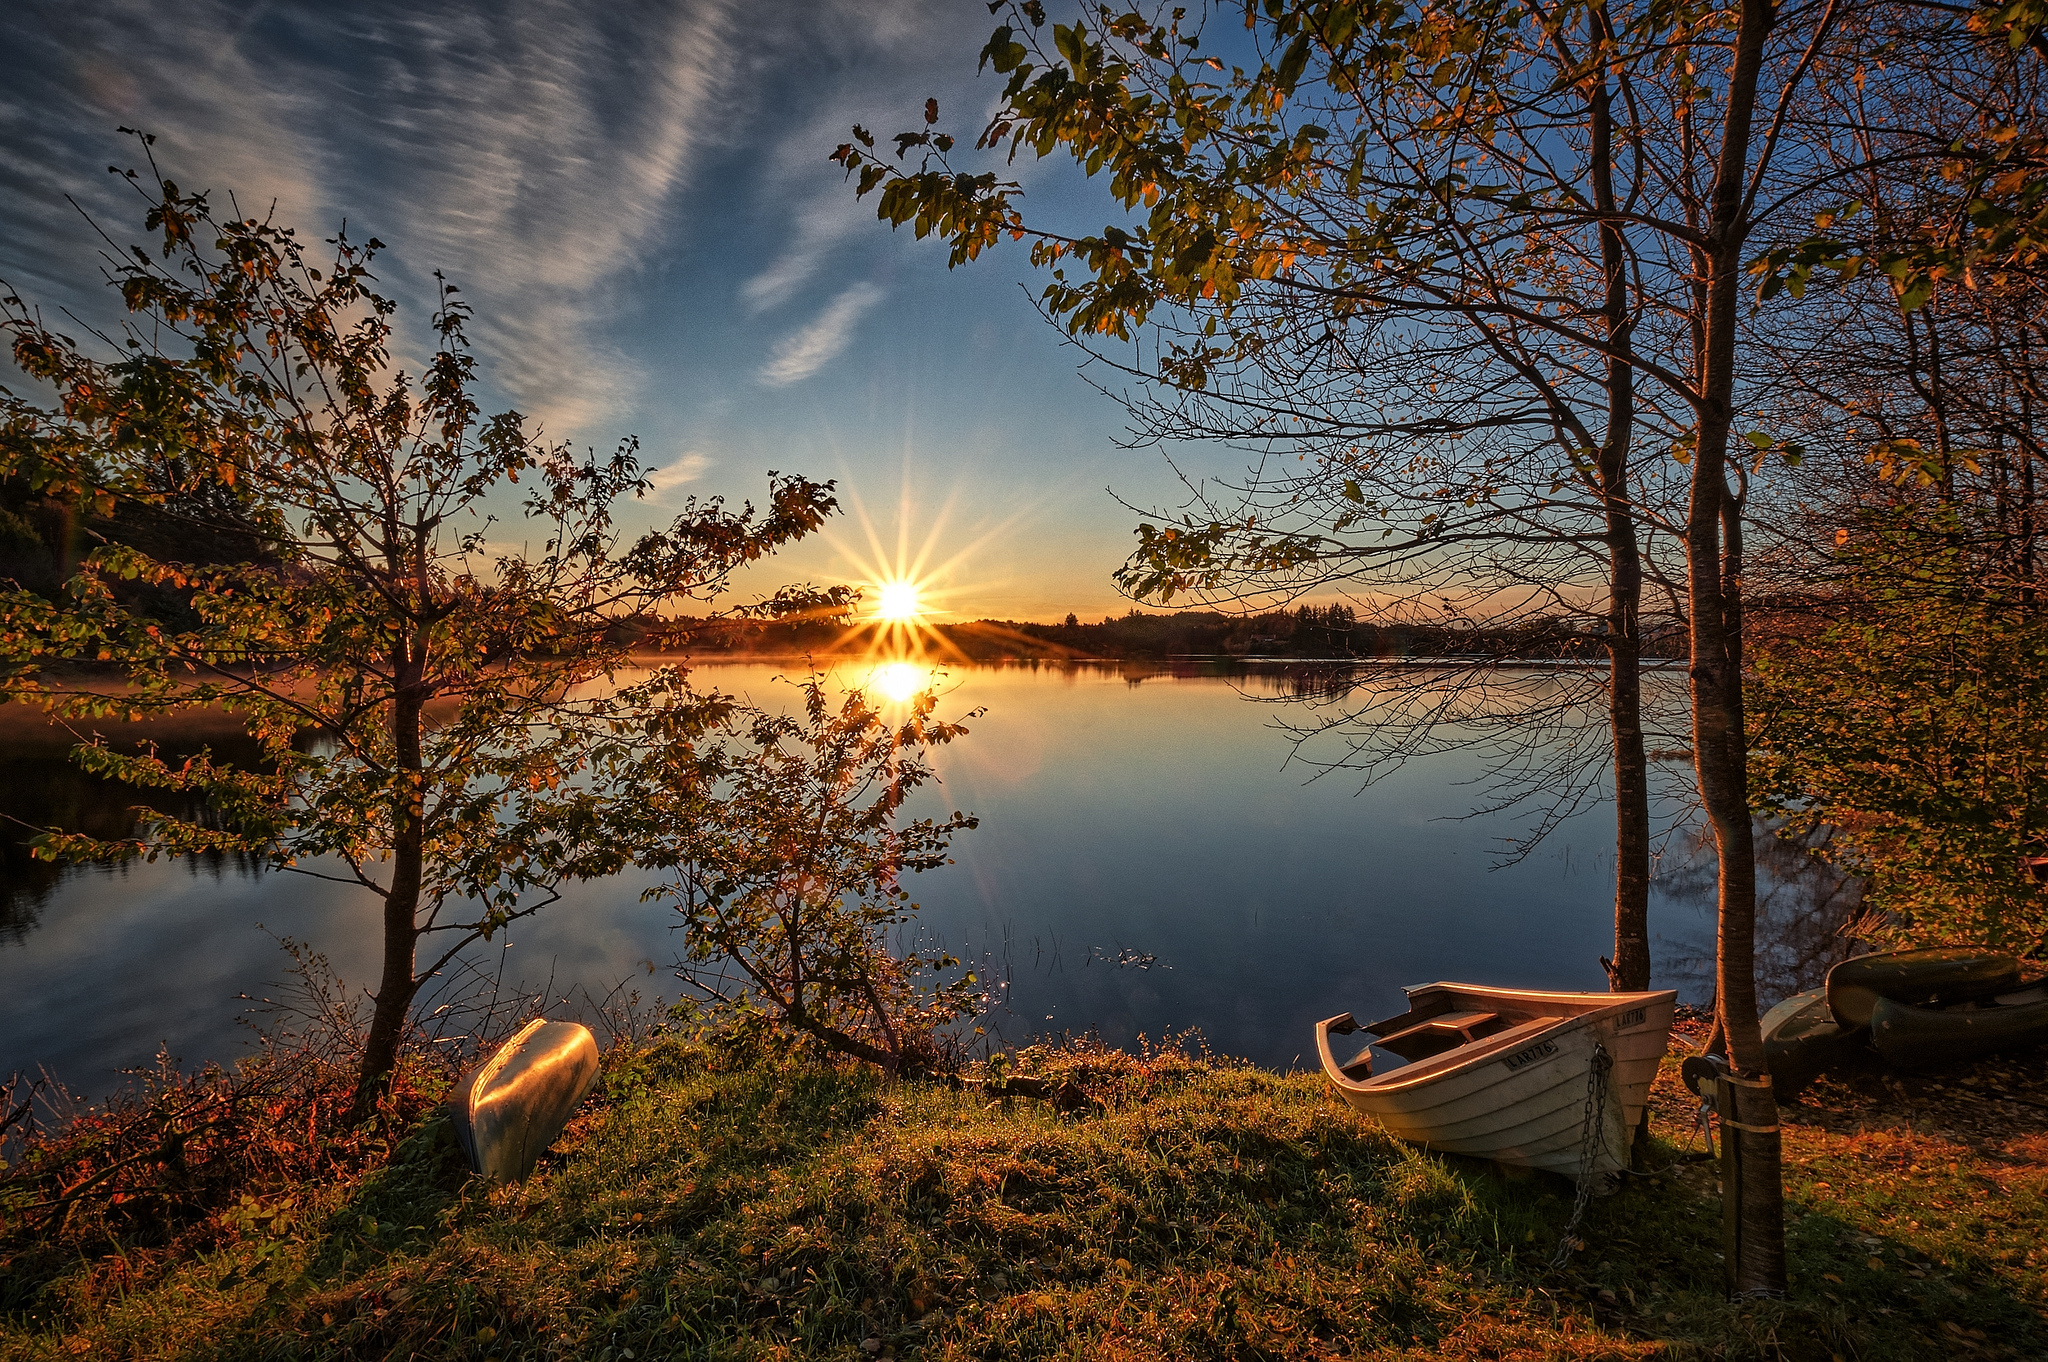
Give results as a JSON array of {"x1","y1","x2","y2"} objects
[
  {"x1": 0, "y1": 144, "x2": 843, "y2": 1113},
  {"x1": 832, "y1": 0, "x2": 1972, "y2": 1294},
  {"x1": 1734, "y1": 13, "x2": 2048, "y2": 950},
  {"x1": 612, "y1": 674, "x2": 983, "y2": 1075},
  {"x1": 838, "y1": 0, "x2": 1717, "y2": 1003},
  {"x1": 1741, "y1": 260, "x2": 2048, "y2": 952},
  {"x1": 1750, "y1": 516, "x2": 2048, "y2": 953}
]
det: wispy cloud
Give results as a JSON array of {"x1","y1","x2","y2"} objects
[
  {"x1": 644, "y1": 451, "x2": 713, "y2": 503},
  {"x1": 759, "y1": 282, "x2": 882, "y2": 387},
  {"x1": 0, "y1": 0, "x2": 327, "y2": 312},
  {"x1": 737, "y1": 121, "x2": 874, "y2": 314},
  {"x1": 2, "y1": 0, "x2": 734, "y2": 439},
  {"x1": 740, "y1": 230, "x2": 835, "y2": 314},
  {"x1": 324, "y1": 0, "x2": 734, "y2": 436}
]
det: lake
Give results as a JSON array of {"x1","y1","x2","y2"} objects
[{"x1": 1, "y1": 659, "x2": 1743, "y2": 1091}]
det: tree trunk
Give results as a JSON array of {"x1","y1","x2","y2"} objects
[
  {"x1": 1590, "y1": 43, "x2": 1652, "y2": 994},
  {"x1": 352, "y1": 679, "x2": 426, "y2": 1122},
  {"x1": 353, "y1": 849, "x2": 423, "y2": 1121},
  {"x1": 1606, "y1": 626, "x2": 1651, "y2": 993},
  {"x1": 1688, "y1": 0, "x2": 1786, "y2": 1298}
]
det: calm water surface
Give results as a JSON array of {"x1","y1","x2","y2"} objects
[{"x1": 1, "y1": 661, "x2": 1722, "y2": 1089}]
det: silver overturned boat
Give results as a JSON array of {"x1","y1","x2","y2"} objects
[
  {"x1": 1316, "y1": 983, "x2": 1677, "y2": 1180},
  {"x1": 450, "y1": 1018, "x2": 601, "y2": 1182}
]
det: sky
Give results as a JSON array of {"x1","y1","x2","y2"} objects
[{"x1": 1, "y1": 0, "x2": 1234, "y2": 623}]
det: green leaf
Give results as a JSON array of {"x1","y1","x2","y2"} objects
[
  {"x1": 1275, "y1": 34, "x2": 1312, "y2": 93},
  {"x1": 981, "y1": 26, "x2": 1028, "y2": 73}
]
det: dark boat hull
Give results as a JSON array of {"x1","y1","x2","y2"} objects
[
  {"x1": 1760, "y1": 988, "x2": 1865, "y2": 1101},
  {"x1": 1870, "y1": 991, "x2": 2048, "y2": 1070},
  {"x1": 1826, "y1": 947, "x2": 2020, "y2": 1028},
  {"x1": 449, "y1": 1019, "x2": 600, "y2": 1182}
]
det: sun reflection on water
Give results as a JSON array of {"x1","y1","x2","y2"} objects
[{"x1": 866, "y1": 660, "x2": 934, "y2": 704}]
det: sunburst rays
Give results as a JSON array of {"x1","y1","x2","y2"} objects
[{"x1": 822, "y1": 475, "x2": 1031, "y2": 677}]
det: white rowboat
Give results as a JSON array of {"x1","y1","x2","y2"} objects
[
  {"x1": 450, "y1": 1018, "x2": 601, "y2": 1182},
  {"x1": 1316, "y1": 983, "x2": 1677, "y2": 1180}
]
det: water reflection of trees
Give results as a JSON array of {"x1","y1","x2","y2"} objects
[
  {"x1": 1655, "y1": 822, "x2": 1867, "y2": 1010},
  {"x1": 1240, "y1": 662, "x2": 1695, "y2": 863},
  {"x1": 0, "y1": 731, "x2": 273, "y2": 945},
  {"x1": 893, "y1": 657, "x2": 1702, "y2": 870},
  {"x1": 1249, "y1": 657, "x2": 1871, "y2": 1006}
]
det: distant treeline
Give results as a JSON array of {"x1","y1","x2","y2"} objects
[
  {"x1": 644, "y1": 603, "x2": 1680, "y2": 661},
  {"x1": 0, "y1": 484, "x2": 1666, "y2": 666}
]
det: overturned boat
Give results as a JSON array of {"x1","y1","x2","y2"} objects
[
  {"x1": 1316, "y1": 983, "x2": 1677, "y2": 1180},
  {"x1": 450, "y1": 1018, "x2": 601, "y2": 1182},
  {"x1": 1871, "y1": 983, "x2": 2048, "y2": 1070},
  {"x1": 1826, "y1": 947, "x2": 2020, "y2": 1028},
  {"x1": 1760, "y1": 987, "x2": 1866, "y2": 1101}
]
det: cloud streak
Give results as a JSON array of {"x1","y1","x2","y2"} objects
[
  {"x1": 759, "y1": 283, "x2": 882, "y2": 387},
  {"x1": 315, "y1": 0, "x2": 734, "y2": 436},
  {"x1": 735, "y1": 110, "x2": 878, "y2": 315},
  {"x1": 2, "y1": 0, "x2": 734, "y2": 439},
  {"x1": 643, "y1": 451, "x2": 713, "y2": 503}
]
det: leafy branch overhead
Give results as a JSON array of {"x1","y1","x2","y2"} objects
[{"x1": 1748, "y1": 3, "x2": 2048, "y2": 311}]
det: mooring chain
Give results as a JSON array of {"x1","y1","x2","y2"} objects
[{"x1": 1550, "y1": 1039, "x2": 1613, "y2": 1270}]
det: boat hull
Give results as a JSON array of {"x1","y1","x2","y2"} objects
[
  {"x1": 1870, "y1": 992, "x2": 2048, "y2": 1070},
  {"x1": 1826, "y1": 947, "x2": 2020, "y2": 1028},
  {"x1": 1760, "y1": 988, "x2": 1864, "y2": 1101},
  {"x1": 1317, "y1": 985, "x2": 1676, "y2": 1179},
  {"x1": 451, "y1": 1019, "x2": 601, "y2": 1182}
]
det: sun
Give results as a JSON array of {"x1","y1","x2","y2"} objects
[
  {"x1": 816, "y1": 473, "x2": 1036, "y2": 667},
  {"x1": 874, "y1": 580, "x2": 922, "y2": 621}
]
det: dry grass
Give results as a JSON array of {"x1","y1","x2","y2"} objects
[{"x1": 1, "y1": 1032, "x2": 2043, "y2": 1361}]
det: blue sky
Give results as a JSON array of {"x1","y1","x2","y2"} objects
[{"x1": 2, "y1": 0, "x2": 1231, "y2": 621}]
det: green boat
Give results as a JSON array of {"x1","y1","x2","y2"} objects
[
  {"x1": 1760, "y1": 988, "x2": 1866, "y2": 1100},
  {"x1": 1825, "y1": 947, "x2": 2021, "y2": 1028},
  {"x1": 1870, "y1": 985, "x2": 2048, "y2": 1070}
]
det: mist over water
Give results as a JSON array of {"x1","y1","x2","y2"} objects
[{"x1": 1, "y1": 661, "x2": 1801, "y2": 1093}]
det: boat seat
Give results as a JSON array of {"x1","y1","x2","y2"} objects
[{"x1": 1374, "y1": 1010, "x2": 1501, "y2": 1051}]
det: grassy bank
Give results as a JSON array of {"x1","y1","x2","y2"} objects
[{"x1": 3, "y1": 1035, "x2": 2044, "y2": 1361}]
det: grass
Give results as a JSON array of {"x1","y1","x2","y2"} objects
[{"x1": 2, "y1": 1033, "x2": 2044, "y2": 1361}]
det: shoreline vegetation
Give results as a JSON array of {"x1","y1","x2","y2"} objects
[
  {"x1": 2, "y1": 1017, "x2": 2043, "y2": 1361},
  {"x1": 663, "y1": 607, "x2": 1684, "y2": 664},
  {"x1": 0, "y1": 605, "x2": 1677, "y2": 711}
]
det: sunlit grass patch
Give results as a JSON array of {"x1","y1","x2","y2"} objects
[{"x1": 2, "y1": 1037, "x2": 2044, "y2": 1360}]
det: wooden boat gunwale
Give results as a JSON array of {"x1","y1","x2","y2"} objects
[
  {"x1": 1319, "y1": 1012, "x2": 1559, "y2": 1094},
  {"x1": 1315, "y1": 982, "x2": 1677, "y2": 1179},
  {"x1": 1319, "y1": 983, "x2": 1675, "y2": 1096}
]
